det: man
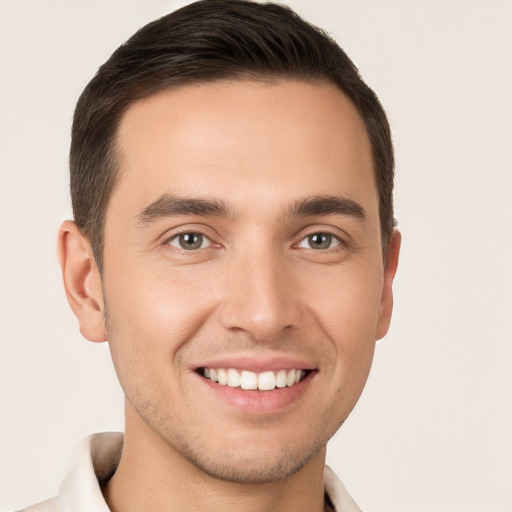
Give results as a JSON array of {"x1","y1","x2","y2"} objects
[{"x1": 23, "y1": 0, "x2": 400, "y2": 510}]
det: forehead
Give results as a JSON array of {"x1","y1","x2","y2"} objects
[{"x1": 111, "y1": 79, "x2": 377, "y2": 222}]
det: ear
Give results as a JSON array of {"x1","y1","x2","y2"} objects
[
  {"x1": 57, "y1": 220, "x2": 107, "y2": 343},
  {"x1": 376, "y1": 229, "x2": 401, "y2": 340}
]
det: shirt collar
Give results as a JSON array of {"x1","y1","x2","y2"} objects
[
  {"x1": 59, "y1": 432, "x2": 362, "y2": 512},
  {"x1": 59, "y1": 432, "x2": 121, "y2": 512}
]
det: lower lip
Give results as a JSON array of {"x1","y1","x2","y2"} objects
[{"x1": 197, "y1": 372, "x2": 314, "y2": 414}]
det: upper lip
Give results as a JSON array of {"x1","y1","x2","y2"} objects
[{"x1": 192, "y1": 355, "x2": 316, "y2": 373}]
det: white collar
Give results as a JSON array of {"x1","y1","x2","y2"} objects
[{"x1": 56, "y1": 432, "x2": 362, "y2": 512}]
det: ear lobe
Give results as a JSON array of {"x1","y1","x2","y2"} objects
[
  {"x1": 57, "y1": 220, "x2": 107, "y2": 343},
  {"x1": 376, "y1": 229, "x2": 401, "y2": 340}
]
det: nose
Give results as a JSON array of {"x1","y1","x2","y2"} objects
[{"x1": 219, "y1": 246, "x2": 301, "y2": 341}]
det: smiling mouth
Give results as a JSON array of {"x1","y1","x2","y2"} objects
[{"x1": 198, "y1": 367, "x2": 310, "y2": 391}]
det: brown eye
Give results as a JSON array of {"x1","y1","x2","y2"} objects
[
  {"x1": 168, "y1": 233, "x2": 210, "y2": 250},
  {"x1": 298, "y1": 233, "x2": 340, "y2": 250}
]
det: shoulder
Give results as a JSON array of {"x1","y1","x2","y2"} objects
[
  {"x1": 15, "y1": 432, "x2": 122, "y2": 512},
  {"x1": 17, "y1": 497, "x2": 61, "y2": 512}
]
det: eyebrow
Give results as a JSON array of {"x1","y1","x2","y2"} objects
[
  {"x1": 289, "y1": 195, "x2": 366, "y2": 221},
  {"x1": 136, "y1": 194, "x2": 234, "y2": 225},
  {"x1": 136, "y1": 193, "x2": 366, "y2": 226}
]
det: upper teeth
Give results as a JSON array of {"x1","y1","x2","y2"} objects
[{"x1": 203, "y1": 368, "x2": 305, "y2": 391}]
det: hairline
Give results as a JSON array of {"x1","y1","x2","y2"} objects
[{"x1": 90, "y1": 75, "x2": 390, "y2": 273}]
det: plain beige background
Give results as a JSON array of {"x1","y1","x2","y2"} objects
[{"x1": 0, "y1": 1, "x2": 511, "y2": 511}]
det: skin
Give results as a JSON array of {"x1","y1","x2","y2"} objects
[{"x1": 59, "y1": 79, "x2": 400, "y2": 512}]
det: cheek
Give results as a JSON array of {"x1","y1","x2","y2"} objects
[
  {"x1": 303, "y1": 261, "x2": 383, "y2": 383},
  {"x1": 305, "y1": 260, "x2": 383, "y2": 338},
  {"x1": 103, "y1": 265, "x2": 219, "y2": 379}
]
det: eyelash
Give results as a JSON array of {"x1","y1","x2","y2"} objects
[
  {"x1": 164, "y1": 230, "x2": 345, "y2": 253},
  {"x1": 296, "y1": 232, "x2": 342, "y2": 251},
  {"x1": 166, "y1": 232, "x2": 214, "y2": 251}
]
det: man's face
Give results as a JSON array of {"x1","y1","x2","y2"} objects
[{"x1": 101, "y1": 79, "x2": 397, "y2": 483}]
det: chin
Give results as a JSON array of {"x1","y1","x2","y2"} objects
[
  {"x1": 183, "y1": 445, "x2": 321, "y2": 484},
  {"x1": 157, "y1": 422, "x2": 332, "y2": 484}
]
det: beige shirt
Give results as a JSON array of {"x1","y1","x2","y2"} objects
[{"x1": 20, "y1": 433, "x2": 362, "y2": 512}]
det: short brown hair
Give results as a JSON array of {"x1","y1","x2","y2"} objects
[{"x1": 70, "y1": 0, "x2": 395, "y2": 272}]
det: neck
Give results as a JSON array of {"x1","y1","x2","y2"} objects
[{"x1": 103, "y1": 404, "x2": 328, "y2": 512}]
